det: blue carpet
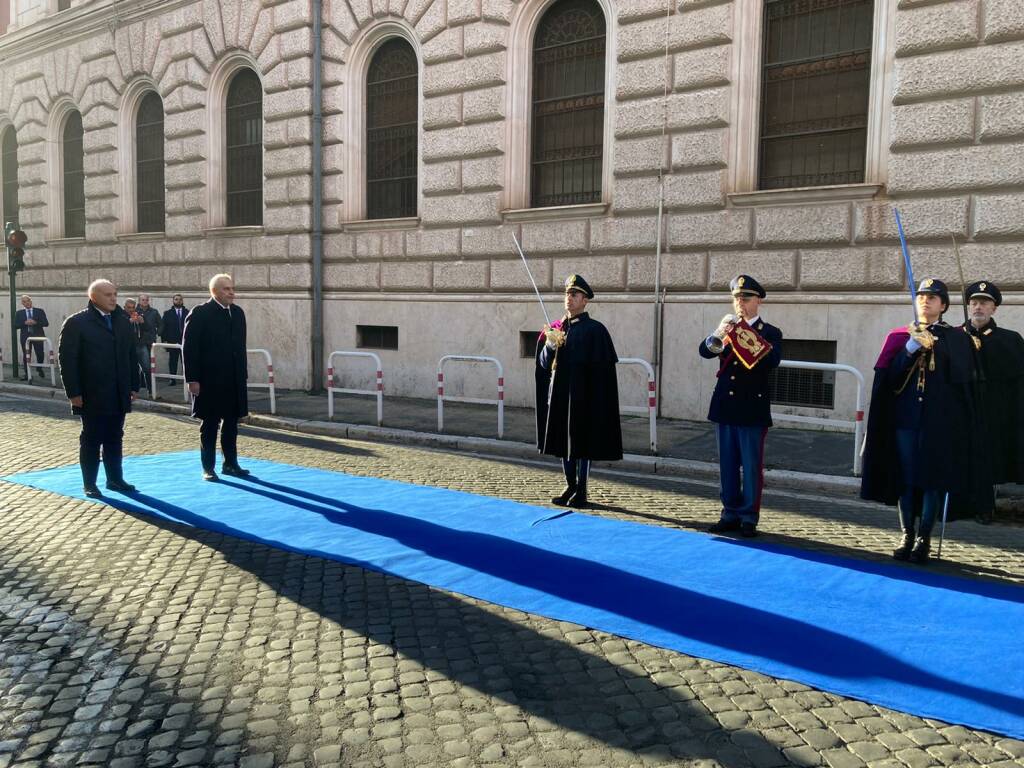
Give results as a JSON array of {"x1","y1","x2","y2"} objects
[{"x1": 4, "y1": 452, "x2": 1024, "y2": 739}]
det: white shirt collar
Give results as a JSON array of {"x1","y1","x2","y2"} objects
[
  {"x1": 745, "y1": 315, "x2": 761, "y2": 326},
  {"x1": 213, "y1": 298, "x2": 231, "y2": 311}
]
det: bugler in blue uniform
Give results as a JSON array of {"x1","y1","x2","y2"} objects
[{"x1": 699, "y1": 275, "x2": 783, "y2": 537}]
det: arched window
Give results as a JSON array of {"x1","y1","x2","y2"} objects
[
  {"x1": 366, "y1": 38, "x2": 418, "y2": 220},
  {"x1": 136, "y1": 92, "x2": 165, "y2": 232},
  {"x1": 530, "y1": 0, "x2": 605, "y2": 208},
  {"x1": 1, "y1": 127, "x2": 17, "y2": 226},
  {"x1": 225, "y1": 68, "x2": 262, "y2": 226},
  {"x1": 62, "y1": 111, "x2": 85, "y2": 238}
]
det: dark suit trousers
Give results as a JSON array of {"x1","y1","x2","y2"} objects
[
  {"x1": 79, "y1": 413, "x2": 126, "y2": 486},
  {"x1": 200, "y1": 415, "x2": 239, "y2": 470},
  {"x1": 167, "y1": 348, "x2": 181, "y2": 375}
]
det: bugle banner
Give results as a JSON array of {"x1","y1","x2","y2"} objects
[{"x1": 727, "y1": 320, "x2": 774, "y2": 370}]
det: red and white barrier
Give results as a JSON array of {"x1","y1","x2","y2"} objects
[
  {"x1": 617, "y1": 357, "x2": 658, "y2": 454},
  {"x1": 148, "y1": 342, "x2": 189, "y2": 402},
  {"x1": 23, "y1": 336, "x2": 57, "y2": 387},
  {"x1": 437, "y1": 355, "x2": 504, "y2": 439},
  {"x1": 327, "y1": 350, "x2": 383, "y2": 425},
  {"x1": 246, "y1": 348, "x2": 277, "y2": 414},
  {"x1": 772, "y1": 360, "x2": 866, "y2": 477}
]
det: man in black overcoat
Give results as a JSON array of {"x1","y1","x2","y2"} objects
[
  {"x1": 182, "y1": 274, "x2": 249, "y2": 481},
  {"x1": 535, "y1": 274, "x2": 622, "y2": 509},
  {"x1": 698, "y1": 275, "x2": 783, "y2": 538},
  {"x1": 860, "y1": 278, "x2": 989, "y2": 563},
  {"x1": 959, "y1": 280, "x2": 1024, "y2": 508},
  {"x1": 57, "y1": 279, "x2": 140, "y2": 497},
  {"x1": 161, "y1": 293, "x2": 188, "y2": 376}
]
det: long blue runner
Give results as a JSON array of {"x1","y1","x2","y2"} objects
[{"x1": 5, "y1": 452, "x2": 1023, "y2": 739}]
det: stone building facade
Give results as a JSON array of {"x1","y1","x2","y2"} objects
[{"x1": 0, "y1": 0, "x2": 1022, "y2": 425}]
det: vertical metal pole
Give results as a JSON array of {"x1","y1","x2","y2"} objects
[
  {"x1": 310, "y1": 0, "x2": 324, "y2": 393},
  {"x1": 8, "y1": 268, "x2": 17, "y2": 380}
]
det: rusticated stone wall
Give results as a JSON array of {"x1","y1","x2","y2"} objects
[{"x1": 0, "y1": 0, "x2": 1022, "y2": 423}]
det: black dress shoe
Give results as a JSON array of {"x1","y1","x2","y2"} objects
[
  {"x1": 221, "y1": 465, "x2": 250, "y2": 478},
  {"x1": 708, "y1": 519, "x2": 741, "y2": 534},
  {"x1": 106, "y1": 479, "x2": 137, "y2": 493},
  {"x1": 567, "y1": 489, "x2": 589, "y2": 509},
  {"x1": 83, "y1": 484, "x2": 102, "y2": 498},
  {"x1": 551, "y1": 486, "x2": 576, "y2": 506},
  {"x1": 202, "y1": 470, "x2": 219, "y2": 481},
  {"x1": 739, "y1": 522, "x2": 758, "y2": 538}
]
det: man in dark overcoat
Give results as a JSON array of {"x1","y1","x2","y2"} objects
[
  {"x1": 15, "y1": 294, "x2": 49, "y2": 379},
  {"x1": 698, "y1": 275, "x2": 783, "y2": 538},
  {"x1": 57, "y1": 279, "x2": 140, "y2": 497},
  {"x1": 160, "y1": 293, "x2": 188, "y2": 376},
  {"x1": 860, "y1": 278, "x2": 989, "y2": 563},
  {"x1": 535, "y1": 274, "x2": 623, "y2": 508},
  {"x1": 182, "y1": 274, "x2": 249, "y2": 480}
]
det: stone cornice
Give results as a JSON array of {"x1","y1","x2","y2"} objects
[{"x1": 0, "y1": 0, "x2": 197, "y2": 66}]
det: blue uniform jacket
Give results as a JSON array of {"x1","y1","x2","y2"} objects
[{"x1": 698, "y1": 319, "x2": 783, "y2": 427}]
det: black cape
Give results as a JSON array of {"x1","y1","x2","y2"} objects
[
  {"x1": 962, "y1": 320, "x2": 1024, "y2": 484},
  {"x1": 535, "y1": 312, "x2": 623, "y2": 461},
  {"x1": 182, "y1": 299, "x2": 249, "y2": 419},
  {"x1": 860, "y1": 323, "x2": 991, "y2": 519}
]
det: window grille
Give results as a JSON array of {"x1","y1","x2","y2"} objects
[
  {"x1": 768, "y1": 339, "x2": 837, "y2": 409},
  {"x1": 530, "y1": 0, "x2": 605, "y2": 208},
  {"x1": 366, "y1": 39, "x2": 418, "y2": 220},
  {"x1": 357, "y1": 325, "x2": 399, "y2": 350},
  {"x1": 758, "y1": 0, "x2": 873, "y2": 190},
  {"x1": 1, "y1": 127, "x2": 17, "y2": 225},
  {"x1": 136, "y1": 92, "x2": 165, "y2": 233},
  {"x1": 63, "y1": 111, "x2": 85, "y2": 238},
  {"x1": 226, "y1": 69, "x2": 263, "y2": 226}
]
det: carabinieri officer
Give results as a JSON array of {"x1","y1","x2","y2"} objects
[{"x1": 699, "y1": 275, "x2": 783, "y2": 537}]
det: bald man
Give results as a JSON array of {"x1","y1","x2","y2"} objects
[
  {"x1": 58, "y1": 279, "x2": 141, "y2": 497},
  {"x1": 182, "y1": 274, "x2": 249, "y2": 480}
]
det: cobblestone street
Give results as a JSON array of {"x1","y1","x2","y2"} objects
[{"x1": 0, "y1": 393, "x2": 1022, "y2": 768}]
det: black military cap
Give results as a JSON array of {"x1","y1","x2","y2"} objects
[
  {"x1": 966, "y1": 279, "x2": 1001, "y2": 306},
  {"x1": 730, "y1": 274, "x2": 766, "y2": 299},
  {"x1": 564, "y1": 274, "x2": 594, "y2": 299},
  {"x1": 917, "y1": 277, "x2": 949, "y2": 307}
]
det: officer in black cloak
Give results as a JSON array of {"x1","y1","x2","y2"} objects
[
  {"x1": 960, "y1": 280, "x2": 1024, "y2": 506},
  {"x1": 535, "y1": 275, "x2": 623, "y2": 508},
  {"x1": 860, "y1": 278, "x2": 989, "y2": 563}
]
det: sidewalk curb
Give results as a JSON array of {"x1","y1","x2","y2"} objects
[{"x1": 0, "y1": 381, "x2": 861, "y2": 497}]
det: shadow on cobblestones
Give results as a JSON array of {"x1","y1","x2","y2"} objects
[
  {"x1": 106, "y1": 483, "x2": 1024, "y2": 741},
  {"x1": 82, "y1": 495, "x2": 787, "y2": 766}
]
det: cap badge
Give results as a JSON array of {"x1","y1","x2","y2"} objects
[
  {"x1": 980, "y1": 282, "x2": 987, "y2": 290},
  {"x1": 924, "y1": 279, "x2": 934, "y2": 288},
  {"x1": 737, "y1": 277, "x2": 745, "y2": 288}
]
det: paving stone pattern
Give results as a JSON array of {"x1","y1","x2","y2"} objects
[{"x1": 0, "y1": 395, "x2": 1022, "y2": 768}]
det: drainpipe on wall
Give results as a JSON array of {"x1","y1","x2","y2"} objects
[{"x1": 310, "y1": 0, "x2": 324, "y2": 393}]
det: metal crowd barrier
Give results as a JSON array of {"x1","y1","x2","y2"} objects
[
  {"x1": 149, "y1": 342, "x2": 188, "y2": 401},
  {"x1": 327, "y1": 350, "x2": 383, "y2": 425},
  {"x1": 437, "y1": 355, "x2": 504, "y2": 438},
  {"x1": 0, "y1": 348, "x2": 5, "y2": 381},
  {"x1": 617, "y1": 357, "x2": 658, "y2": 453},
  {"x1": 247, "y1": 348, "x2": 277, "y2": 414},
  {"x1": 772, "y1": 360, "x2": 866, "y2": 476},
  {"x1": 23, "y1": 336, "x2": 57, "y2": 386}
]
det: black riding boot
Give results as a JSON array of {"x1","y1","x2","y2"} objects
[
  {"x1": 567, "y1": 459, "x2": 590, "y2": 508},
  {"x1": 910, "y1": 536, "x2": 931, "y2": 564},
  {"x1": 552, "y1": 458, "x2": 577, "y2": 505},
  {"x1": 893, "y1": 499, "x2": 916, "y2": 561}
]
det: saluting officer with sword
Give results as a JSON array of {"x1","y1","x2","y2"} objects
[{"x1": 860, "y1": 212, "x2": 990, "y2": 564}]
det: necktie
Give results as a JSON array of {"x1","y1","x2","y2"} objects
[
  {"x1": 104, "y1": 314, "x2": 112, "y2": 332},
  {"x1": 27, "y1": 309, "x2": 31, "y2": 320},
  {"x1": 177, "y1": 308, "x2": 182, "y2": 323}
]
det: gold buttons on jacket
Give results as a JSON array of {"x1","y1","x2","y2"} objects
[
  {"x1": 730, "y1": 375, "x2": 736, "y2": 380},
  {"x1": 729, "y1": 391, "x2": 734, "y2": 396}
]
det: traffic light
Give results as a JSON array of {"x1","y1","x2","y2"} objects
[{"x1": 5, "y1": 221, "x2": 26, "y2": 273}]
